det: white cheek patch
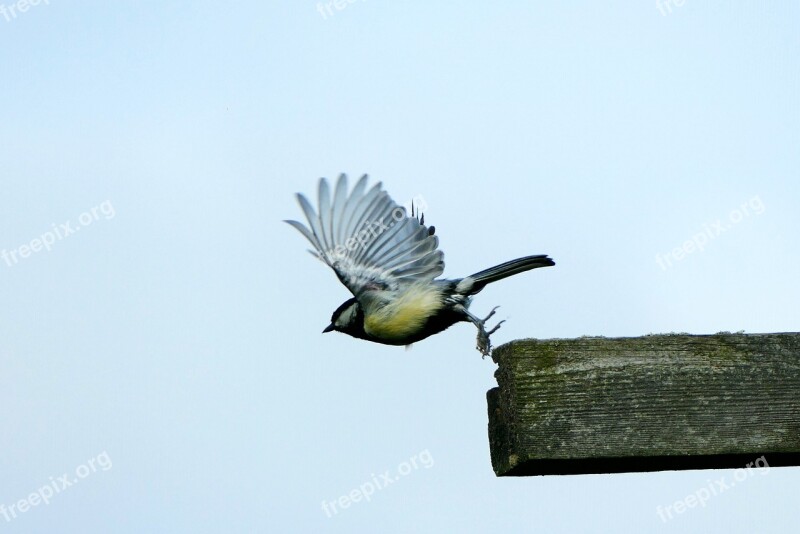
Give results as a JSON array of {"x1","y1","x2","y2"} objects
[{"x1": 335, "y1": 305, "x2": 356, "y2": 327}]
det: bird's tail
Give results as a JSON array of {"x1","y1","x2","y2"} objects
[{"x1": 459, "y1": 255, "x2": 554, "y2": 294}]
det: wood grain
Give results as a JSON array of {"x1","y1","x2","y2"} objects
[{"x1": 487, "y1": 333, "x2": 800, "y2": 476}]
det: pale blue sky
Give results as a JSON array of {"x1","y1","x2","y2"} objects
[{"x1": 1, "y1": 1, "x2": 798, "y2": 533}]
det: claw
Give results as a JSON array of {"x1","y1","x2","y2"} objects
[
  {"x1": 482, "y1": 306, "x2": 499, "y2": 323},
  {"x1": 463, "y1": 306, "x2": 505, "y2": 358},
  {"x1": 486, "y1": 319, "x2": 505, "y2": 337}
]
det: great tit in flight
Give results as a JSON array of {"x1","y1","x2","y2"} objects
[{"x1": 285, "y1": 174, "x2": 554, "y2": 356}]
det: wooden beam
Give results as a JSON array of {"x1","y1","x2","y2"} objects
[{"x1": 487, "y1": 332, "x2": 800, "y2": 476}]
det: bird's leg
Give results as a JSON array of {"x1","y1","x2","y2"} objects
[{"x1": 460, "y1": 306, "x2": 505, "y2": 358}]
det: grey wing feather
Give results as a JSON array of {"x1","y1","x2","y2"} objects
[{"x1": 284, "y1": 174, "x2": 444, "y2": 298}]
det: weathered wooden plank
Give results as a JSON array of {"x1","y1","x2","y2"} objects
[{"x1": 487, "y1": 332, "x2": 800, "y2": 476}]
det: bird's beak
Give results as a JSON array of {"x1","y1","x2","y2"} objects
[{"x1": 322, "y1": 323, "x2": 335, "y2": 333}]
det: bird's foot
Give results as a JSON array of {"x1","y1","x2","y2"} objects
[{"x1": 475, "y1": 306, "x2": 505, "y2": 358}]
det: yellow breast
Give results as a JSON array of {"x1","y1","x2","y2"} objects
[{"x1": 363, "y1": 285, "x2": 444, "y2": 341}]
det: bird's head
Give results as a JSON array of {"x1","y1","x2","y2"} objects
[{"x1": 323, "y1": 297, "x2": 364, "y2": 337}]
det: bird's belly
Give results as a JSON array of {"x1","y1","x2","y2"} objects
[{"x1": 362, "y1": 286, "x2": 445, "y2": 342}]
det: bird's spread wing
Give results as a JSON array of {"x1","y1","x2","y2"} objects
[{"x1": 285, "y1": 174, "x2": 444, "y2": 299}]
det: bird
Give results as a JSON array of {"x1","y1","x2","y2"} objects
[{"x1": 284, "y1": 174, "x2": 554, "y2": 357}]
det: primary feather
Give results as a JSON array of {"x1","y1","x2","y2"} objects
[{"x1": 284, "y1": 174, "x2": 444, "y2": 302}]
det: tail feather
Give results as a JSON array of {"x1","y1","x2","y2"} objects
[{"x1": 460, "y1": 255, "x2": 554, "y2": 294}]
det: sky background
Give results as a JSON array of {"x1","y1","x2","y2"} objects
[{"x1": 1, "y1": 1, "x2": 798, "y2": 532}]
